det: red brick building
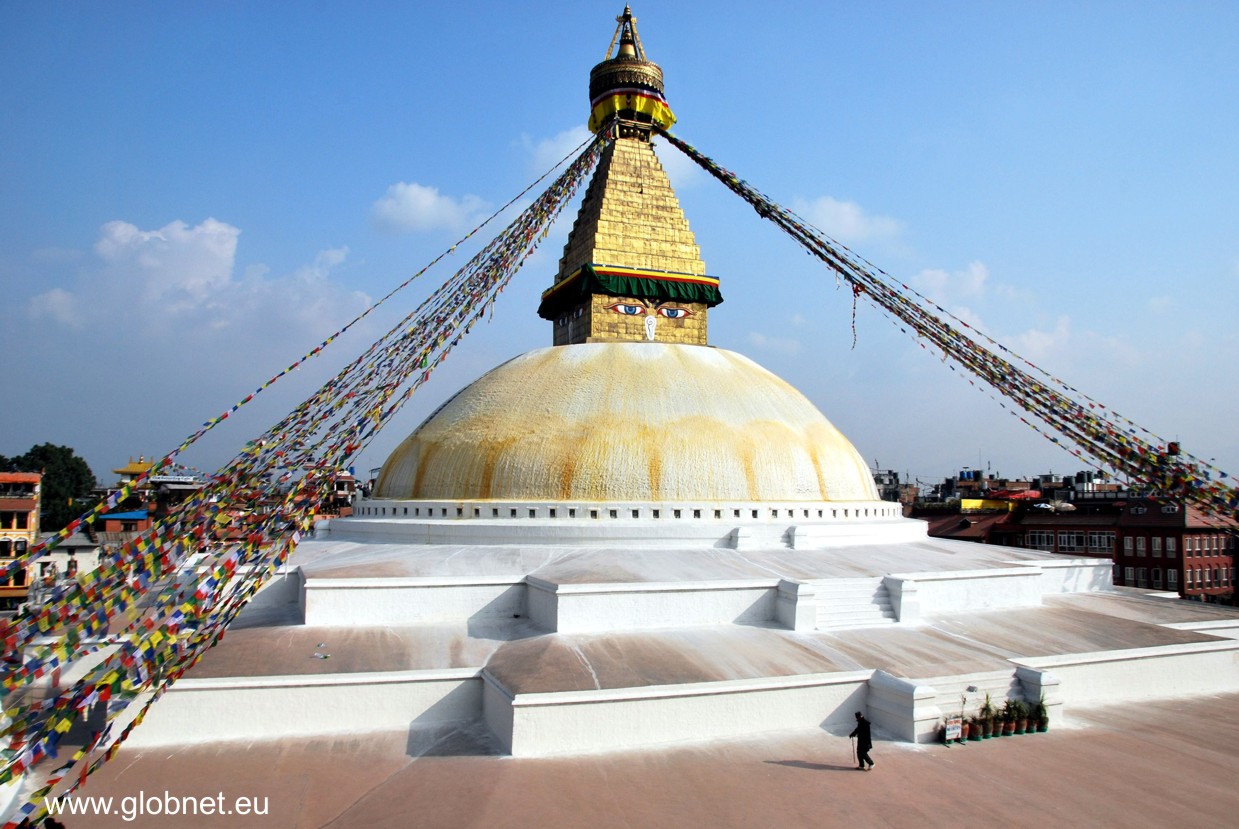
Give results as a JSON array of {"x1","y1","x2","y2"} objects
[
  {"x1": 919, "y1": 489, "x2": 1236, "y2": 605},
  {"x1": 1111, "y1": 498, "x2": 1236, "y2": 601}
]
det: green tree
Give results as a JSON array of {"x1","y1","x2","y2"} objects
[{"x1": 8, "y1": 444, "x2": 99, "y2": 533}]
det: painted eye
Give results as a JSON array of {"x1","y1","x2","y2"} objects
[
  {"x1": 606, "y1": 303, "x2": 645, "y2": 316},
  {"x1": 657, "y1": 306, "x2": 693, "y2": 319}
]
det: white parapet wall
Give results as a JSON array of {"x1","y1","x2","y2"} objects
[
  {"x1": 790, "y1": 519, "x2": 927, "y2": 549},
  {"x1": 865, "y1": 670, "x2": 942, "y2": 743},
  {"x1": 888, "y1": 568, "x2": 1044, "y2": 615},
  {"x1": 303, "y1": 576, "x2": 525, "y2": 626},
  {"x1": 483, "y1": 670, "x2": 873, "y2": 757},
  {"x1": 336, "y1": 499, "x2": 911, "y2": 550},
  {"x1": 526, "y1": 577, "x2": 779, "y2": 634},
  {"x1": 1028, "y1": 558, "x2": 1114, "y2": 593},
  {"x1": 1012, "y1": 639, "x2": 1239, "y2": 708},
  {"x1": 127, "y1": 668, "x2": 482, "y2": 747}
]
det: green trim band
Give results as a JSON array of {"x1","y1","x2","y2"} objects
[{"x1": 538, "y1": 263, "x2": 723, "y2": 320}]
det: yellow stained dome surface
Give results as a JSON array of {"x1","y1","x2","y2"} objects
[{"x1": 374, "y1": 343, "x2": 880, "y2": 503}]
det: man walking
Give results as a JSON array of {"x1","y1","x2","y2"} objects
[{"x1": 850, "y1": 711, "x2": 874, "y2": 770}]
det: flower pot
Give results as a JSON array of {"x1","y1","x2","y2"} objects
[{"x1": 1003, "y1": 720, "x2": 1015, "y2": 736}]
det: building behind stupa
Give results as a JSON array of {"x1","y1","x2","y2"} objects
[{"x1": 113, "y1": 6, "x2": 1239, "y2": 763}]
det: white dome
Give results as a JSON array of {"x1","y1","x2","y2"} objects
[{"x1": 374, "y1": 343, "x2": 879, "y2": 503}]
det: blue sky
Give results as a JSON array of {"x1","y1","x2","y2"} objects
[{"x1": 3, "y1": 1, "x2": 1236, "y2": 490}]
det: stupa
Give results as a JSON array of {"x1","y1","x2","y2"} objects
[{"x1": 122, "y1": 7, "x2": 1239, "y2": 760}]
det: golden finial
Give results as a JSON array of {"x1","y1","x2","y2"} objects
[{"x1": 588, "y1": 7, "x2": 675, "y2": 135}]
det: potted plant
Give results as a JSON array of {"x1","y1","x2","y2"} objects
[
  {"x1": 969, "y1": 715, "x2": 984, "y2": 741},
  {"x1": 1010, "y1": 699, "x2": 1030, "y2": 735},
  {"x1": 1033, "y1": 694, "x2": 1049, "y2": 732},
  {"x1": 1000, "y1": 699, "x2": 1016, "y2": 735},
  {"x1": 979, "y1": 692, "x2": 996, "y2": 739}
]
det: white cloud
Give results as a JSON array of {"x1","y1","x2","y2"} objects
[
  {"x1": 1148, "y1": 295, "x2": 1173, "y2": 313},
  {"x1": 1002, "y1": 316, "x2": 1139, "y2": 372},
  {"x1": 650, "y1": 133, "x2": 702, "y2": 189},
  {"x1": 11, "y1": 219, "x2": 377, "y2": 477},
  {"x1": 525, "y1": 125, "x2": 594, "y2": 175},
  {"x1": 27, "y1": 287, "x2": 81, "y2": 327},
  {"x1": 30, "y1": 218, "x2": 370, "y2": 341},
  {"x1": 913, "y1": 261, "x2": 989, "y2": 306},
  {"x1": 371, "y1": 182, "x2": 489, "y2": 233},
  {"x1": 793, "y1": 196, "x2": 902, "y2": 244},
  {"x1": 1008, "y1": 315, "x2": 1072, "y2": 363},
  {"x1": 294, "y1": 247, "x2": 349, "y2": 283},
  {"x1": 93, "y1": 218, "x2": 239, "y2": 311},
  {"x1": 747, "y1": 331, "x2": 802, "y2": 355}
]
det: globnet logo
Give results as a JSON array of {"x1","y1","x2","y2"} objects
[{"x1": 45, "y1": 790, "x2": 269, "y2": 821}]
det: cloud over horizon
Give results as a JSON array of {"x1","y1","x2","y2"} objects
[
  {"x1": 371, "y1": 182, "x2": 490, "y2": 233},
  {"x1": 794, "y1": 196, "x2": 902, "y2": 245},
  {"x1": 28, "y1": 218, "x2": 369, "y2": 338}
]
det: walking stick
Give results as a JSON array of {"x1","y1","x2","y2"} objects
[{"x1": 851, "y1": 736, "x2": 856, "y2": 767}]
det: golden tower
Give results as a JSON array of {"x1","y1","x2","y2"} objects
[{"x1": 537, "y1": 6, "x2": 723, "y2": 346}]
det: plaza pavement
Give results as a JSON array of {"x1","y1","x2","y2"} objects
[{"x1": 69, "y1": 691, "x2": 1239, "y2": 828}]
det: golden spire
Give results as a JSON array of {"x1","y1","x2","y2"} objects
[
  {"x1": 587, "y1": 6, "x2": 676, "y2": 137},
  {"x1": 537, "y1": 8, "x2": 721, "y2": 347}
]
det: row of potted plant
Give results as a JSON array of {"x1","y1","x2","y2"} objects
[{"x1": 941, "y1": 693, "x2": 1049, "y2": 743}]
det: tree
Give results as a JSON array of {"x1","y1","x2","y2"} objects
[{"x1": 7, "y1": 444, "x2": 99, "y2": 533}]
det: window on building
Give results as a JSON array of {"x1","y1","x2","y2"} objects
[
  {"x1": 1124, "y1": 537, "x2": 1133, "y2": 554},
  {"x1": 1131, "y1": 506, "x2": 1147, "y2": 515},
  {"x1": 1124, "y1": 566, "x2": 1134, "y2": 584},
  {"x1": 1152, "y1": 568, "x2": 1162, "y2": 587},
  {"x1": 1161, "y1": 503, "x2": 1180, "y2": 514},
  {"x1": 1027, "y1": 531, "x2": 1054, "y2": 552},
  {"x1": 1168, "y1": 569, "x2": 1178, "y2": 588},
  {"x1": 1058, "y1": 531, "x2": 1085, "y2": 553},
  {"x1": 1166, "y1": 537, "x2": 1177, "y2": 558},
  {"x1": 1152, "y1": 537, "x2": 1162, "y2": 557},
  {"x1": 1087, "y1": 531, "x2": 1115, "y2": 554},
  {"x1": 1136, "y1": 537, "x2": 1146, "y2": 557},
  {"x1": 1137, "y1": 567, "x2": 1147, "y2": 587}
]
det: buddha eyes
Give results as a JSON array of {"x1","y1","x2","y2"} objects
[
  {"x1": 605, "y1": 302, "x2": 692, "y2": 319},
  {"x1": 606, "y1": 303, "x2": 645, "y2": 316},
  {"x1": 657, "y1": 307, "x2": 693, "y2": 319}
]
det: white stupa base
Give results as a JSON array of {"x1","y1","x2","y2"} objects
[{"x1": 118, "y1": 513, "x2": 1239, "y2": 756}]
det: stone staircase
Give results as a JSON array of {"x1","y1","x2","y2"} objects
[{"x1": 815, "y1": 578, "x2": 898, "y2": 630}]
